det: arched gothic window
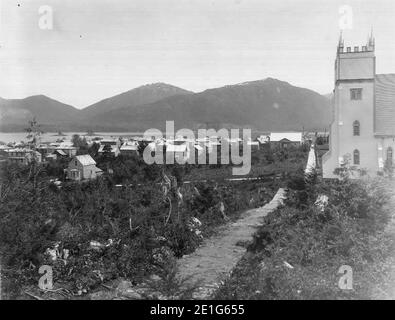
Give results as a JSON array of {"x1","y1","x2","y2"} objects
[
  {"x1": 353, "y1": 149, "x2": 360, "y2": 165},
  {"x1": 353, "y1": 121, "x2": 360, "y2": 136}
]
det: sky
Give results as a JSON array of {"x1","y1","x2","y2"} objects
[{"x1": 0, "y1": 0, "x2": 394, "y2": 109}]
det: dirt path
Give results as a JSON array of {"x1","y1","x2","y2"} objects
[
  {"x1": 175, "y1": 188, "x2": 286, "y2": 299},
  {"x1": 84, "y1": 188, "x2": 286, "y2": 300},
  {"x1": 305, "y1": 143, "x2": 316, "y2": 175}
]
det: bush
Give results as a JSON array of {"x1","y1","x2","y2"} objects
[{"x1": 1, "y1": 138, "x2": 306, "y2": 298}]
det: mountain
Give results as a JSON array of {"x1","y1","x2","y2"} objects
[
  {"x1": 0, "y1": 79, "x2": 332, "y2": 132},
  {"x1": 0, "y1": 83, "x2": 193, "y2": 132},
  {"x1": 79, "y1": 83, "x2": 193, "y2": 119},
  {"x1": 0, "y1": 95, "x2": 80, "y2": 132},
  {"x1": 84, "y1": 78, "x2": 332, "y2": 132}
]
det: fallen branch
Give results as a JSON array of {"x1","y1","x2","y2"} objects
[
  {"x1": 164, "y1": 196, "x2": 172, "y2": 225},
  {"x1": 39, "y1": 287, "x2": 73, "y2": 298},
  {"x1": 25, "y1": 291, "x2": 44, "y2": 300},
  {"x1": 101, "y1": 284, "x2": 115, "y2": 291}
]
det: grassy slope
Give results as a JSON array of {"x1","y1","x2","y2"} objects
[{"x1": 215, "y1": 176, "x2": 394, "y2": 300}]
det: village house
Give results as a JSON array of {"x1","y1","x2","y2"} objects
[
  {"x1": 166, "y1": 141, "x2": 190, "y2": 163},
  {"x1": 247, "y1": 139, "x2": 260, "y2": 150},
  {"x1": 322, "y1": 34, "x2": 395, "y2": 178},
  {"x1": 5, "y1": 148, "x2": 42, "y2": 165},
  {"x1": 37, "y1": 142, "x2": 78, "y2": 160},
  {"x1": 193, "y1": 144, "x2": 204, "y2": 157},
  {"x1": 65, "y1": 154, "x2": 103, "y2": 181},
  {"x1": 120, "y1": 141, "x2": 139, "y2": 156},
  {"x1": 98, "y1": 138, "x2": 120, "y2": 157},
  {"x1": 256, "y1": 135, "x2": 269, "y2": 144},
  {"x1": 0, "y1": 144, "x2": 12, "y2": 160},
  {"x1": 269, "y1": 132, "x2": 303, "y2": 148}
]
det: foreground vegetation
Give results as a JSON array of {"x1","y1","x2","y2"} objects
[
  {"x1": 0, "y1": 141, "x2": 308, "y2": 299},
  {"x1": 215, "y1": 170, "x2": 394, "y2": 299}
]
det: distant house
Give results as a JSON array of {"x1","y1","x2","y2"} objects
[
  {"x1": 5, "y1": 148, "x2": 42, "y2": 165},
  {"x1": 54, "y1": 149, "x2": 68, "y2": 158},
  {"x1": 269, "y1": 132, "x2": 303, "y2": 148},
  {"x1": 37, "y1": 143, "x2": 77, "y2": 159},
  {"x1": 58, "y1": 144, "x2": 78, "y2": 157},
  {"x1": 247, "y1": 140, "x2": 260, "y2": 150},
  {"x1": 166, "y1": 143, "x2": 190, "y2": 163},
  {"x1": 120, "y1": 142, "x2": 139, "y2": 156},
  {"x1": 44, "y1": 149, "x2": 69, "y2": 162},
  {"x1": 194, "y1": 144, "x2": 204, "y2": 155},
  {"x1": 65, "y1": 154, "x2": 103, "y2": 181},
  {"x1": 98, "y1": 139, "x2": 120, "y2": 157},
  {"x1": 45, "y1": 153, "x2": 57, "y2": 162},
  {"x1": 0, "y1": 145, "x2": 12, "y2": 160},
  {"x1": 256, "y1": 135, "x2": 269, "y2": 144}
]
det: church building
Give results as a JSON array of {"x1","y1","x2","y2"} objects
[{"x1": 322, "y1": 33, "x2": 395, "y2": 178}]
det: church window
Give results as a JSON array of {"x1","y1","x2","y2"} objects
[
  {"x1": 353, "y1": 149, "x2": 360, "y2": 165},
  {"x1": 353, "y1": 121, "x2": 360, "y2": 136},
  {"x1": 350, "y1": 88, "x2": 362, "y2": 100}
]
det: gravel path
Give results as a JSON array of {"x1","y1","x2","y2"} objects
[{"x1": 175, "y1": 188, "x2": 287, "y2": 299}]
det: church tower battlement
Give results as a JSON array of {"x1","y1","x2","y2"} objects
[{"x1": 335, "y1": 32, "x2": 376, "y2": 83}]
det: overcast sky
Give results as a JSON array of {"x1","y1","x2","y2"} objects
[{"x1": 0, "y1": 0, "x2": 394, "y2": 108}]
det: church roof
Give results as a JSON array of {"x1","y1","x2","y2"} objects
[{"x1": 375, "y1": 74, "x2": 395, "y2": 136}]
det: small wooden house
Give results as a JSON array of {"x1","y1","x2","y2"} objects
[{"x1": 65, "y1": 154, "x2": 103, "y2": 181}]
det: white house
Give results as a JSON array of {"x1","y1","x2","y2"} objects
[
  {"x1": 65, "y1": 154, "x2": 103, "y2": 181},
  {"x1": 269, "y1": 132, "x2": 303, "y2": 148},
  {"x1": 120, "y1": 142, "x2": 139, "y2": 156}
]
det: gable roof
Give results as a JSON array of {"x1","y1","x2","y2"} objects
[
  {"x1": 55, "y1": 149, "x2": 67, "y2": 156},
  {"x1": 75, "y1": 154, "x2": 96, "y2": 166},
  {"x1": 120, "y1": 144, "x2": 138, "y2": 151},
  {"x1": 375, "y1": 74, "x2": 395, "y2": 136}
]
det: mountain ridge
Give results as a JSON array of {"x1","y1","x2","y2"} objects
[
  {"x1": 82, "y1": 78, "x2": 331, "y2": 132},
  {"x1": 79, "y1": 82, "x2": 194, "y2": 119},
  {"x1": 0, "y1": 79, "x2": 332, "y2": 132}
]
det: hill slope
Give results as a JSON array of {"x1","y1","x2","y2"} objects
[
  {"x1": 0, "y1": 95, "x2": 80, "y2": 132},
  {"x1": 85, "y1": 78, "x2": 331, "y2": 132},
  {"x1": 0, "y1": 79, "x2": 331, "y2": 132},
  {"x1": 79, "y1": 83, "x2": 193, "y2": 119}
]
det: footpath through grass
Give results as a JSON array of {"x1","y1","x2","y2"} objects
[{"x1": 215, "y1": 172, "x2": 394, "y2": 300}]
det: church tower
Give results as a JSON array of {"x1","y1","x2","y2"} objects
[{"x1": 323, "y1": 32, "x2": 377, "y2": 177}]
